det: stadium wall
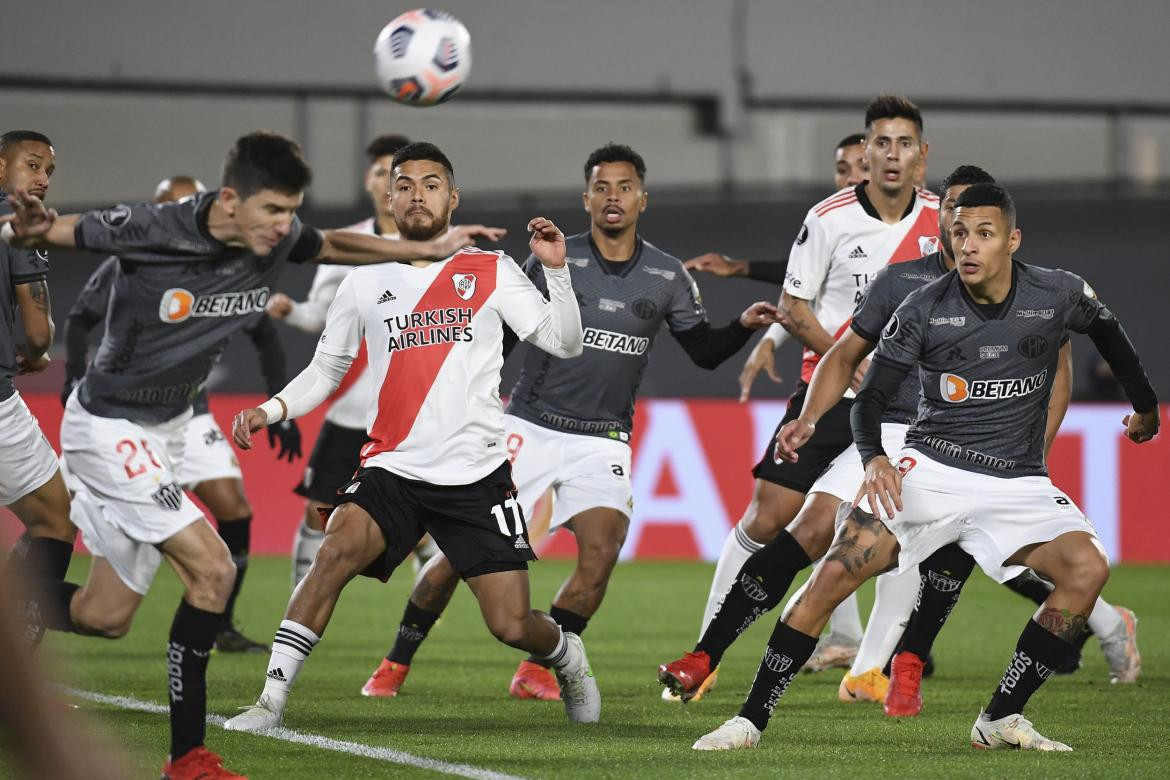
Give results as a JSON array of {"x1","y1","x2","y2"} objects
[{"x1": 4, "y1": 394, "x2": 1168, "y2": 565}]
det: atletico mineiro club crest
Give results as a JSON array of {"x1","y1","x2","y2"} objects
[{"x1": 453, "y1": 273, "x2": 477, "y2": 300}]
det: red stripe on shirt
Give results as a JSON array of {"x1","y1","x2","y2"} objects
[
  {"x1": 361, "y1": 254, "x2": 499, "y2": 462},
  {"x1": 816, "y1": 197, "x2": 859, "y2": 218},
  {"x1": 815, "y1": 193, "x2": 858, "y2": 217}
]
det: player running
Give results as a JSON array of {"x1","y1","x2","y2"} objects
[
  {"x1": 223, "y1": 142, "x2": 602, "y2": 733},
  {"x1": 359, "y1": 143, "x2": 780, "y2": 701},
  {"x1": 61, "y1": 175, "x2": 301, "y2": 653},
  {"x1": 0, "y1": 130, "x2": 77, "y2": 639},
  {"x1": 690, "y1": 182, "x2": 1159, "y2": 752},
  {"x1": 1, "y1": 132, "x2": 501, "y2": 780}
]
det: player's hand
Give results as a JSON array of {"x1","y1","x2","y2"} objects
[
  {"x1": 232, "y1": 408, "x2": 269, "y2": 450},
  {"x1": 266, "y1": 419, "x2": 303, "y2": 462},
  {"x1": 854, "y1": 455, "x2": 902, "y2": 521},
  {"x1": 15, "y1": 347, "x2": 49, "y2": 375},
  {"x1": 850, "y1": 356, "x2": 872, "y2": 393},
  {"x1": 683, "y1": 252, "x2": 748, "y2": 278},
  {"x1": 528, "y1": 217, "x2": 566, "y2": 269},
  {"x1": 266, "y1": 293, "x2": 295, "y2": 319},
  {"x1": 428, "y1": 224, "x2": 507, "y2": 258},
  {"x1": 738, "y1": 337, "x2": 782, "y2": 402},
  {"x1": 738, "y1": 301, "x2": 783, "y2": 330},
  {"x1": 1123, "y1": 407, "x2": 1160, "y2": 444},
  {"x1": 7, "y1": 187, "x2": 57, "y2": 244},
  {"x1": 774, "y1": 418, "x2": 815, "y2": 463}
]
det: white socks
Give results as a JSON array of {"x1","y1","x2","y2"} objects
[
  {"x1": 1087, "y1": 596, "x2": 1123, "y2": 636},
  {"x1": 849, "y1": 567, "x2": 918, "y2": 675},
  {"x1": 700, "y1": 522, "x2": 764, "y2": 638},
  {"x1": 292, "y1": 520, "x2": 325, "y2": 590},
  {"x1": 540, "y1": 628, "x2": 570, "y2": 669},
  {"x1": 261, "y1": 619, "x2": 320, "y2": 710}
]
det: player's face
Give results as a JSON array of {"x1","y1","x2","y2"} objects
[
  {"x1": 834, "y1": 143, "x2": 868, "y2": 190},
  {"x1": 865, "y1": 118, "x2": 923, "y2": 196},
  {"x1": 938, "y1": 183, "x2": 972, "y2": 261},
  {"x1": 950, "y1": 205, "x2": 1021, "y2": 288},
  {"x1": 0, "y1": 141, "x2": 55, "y2": 200},
  {"x1": 583, "y1": 161, "x2": 646, "y2": 236},
  {"x1": 392, "y1": 159, "x2": 458, "y2": 241},
  {"x1": 364, "y1": 154, "x2": 395, "y2": 218},
  {"x1": 226, "y1": 188, "x2": 304, "y2": 256}
]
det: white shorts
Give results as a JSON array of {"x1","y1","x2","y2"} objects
[
  {"x1": 880, "y1": 449, "x2": 1098, "y2": 583},
  {"x1": 809, "y1": 423, "x2": 909, "y2": 503},
  {"x1": 180, "y1": 413, "x2": 242, "y2": 487},
  {"x1": 60, "y1": 392, "x2": 203, "y2": 593},
  {"x1": 505, "y1": 414, "x2": 633, "y2": 531},
  {"x1": 0, "y1": 391, "x2": 60, "y2": 506}
]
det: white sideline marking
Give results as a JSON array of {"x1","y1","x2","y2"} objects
[{"x1": 59, "y1": 686, "x2": 528, "y2": 780}]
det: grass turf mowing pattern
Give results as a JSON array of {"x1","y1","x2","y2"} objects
[{"x1": 10, "y1": 557, "x2": 1167, "y2": 778}]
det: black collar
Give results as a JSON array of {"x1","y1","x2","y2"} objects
[
  {"x1": 194, "y1": 191, "x2": 225, "y2": 247},
  {"x1": 959, "y1": 261, "x2": 1019, "y2": 321},
  {"x1": 589, "y1": 234, "x2": 643, "y2": 278},
  {"x1": 856, "y1": 181, "x2": 916, "y2": 222}
]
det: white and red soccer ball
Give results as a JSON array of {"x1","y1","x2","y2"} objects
[{"x1": 374, "y1": 8, "x2": 472, "y2": 106}]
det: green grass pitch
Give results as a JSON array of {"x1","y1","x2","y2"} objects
[{"x1": 8, "y1": 557, "x2": 1168, "y2": 778}]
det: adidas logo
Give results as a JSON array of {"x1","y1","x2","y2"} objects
[
  {"x1": 848, "y1": 246, "x2": 868, "y2": 259},
  {"x1": 514, "y1": 536, "x2": 530, "y2": 550},
  {"x1": 267, "y1": 667, "x2": 288, "y2": 682},
  {"x1": 377, "y1": 290, "x2": 397, "y2": 304}
]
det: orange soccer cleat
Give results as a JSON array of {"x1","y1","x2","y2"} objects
[
  {"x1": 361, "y1": 659, "x2": 410, "y2": 697},
  {"x1": 161, "y1": 747, "x2": 246, "y2": 779},
  {"x1": 884, "y1": 651, "x2": 925, "y2": 717},
  {"x1": 837, "y1": 667, "x2": 889, "y2": 703},
  {"x1": 509, "y1": 660, "x2": 562, "y2": 701}
]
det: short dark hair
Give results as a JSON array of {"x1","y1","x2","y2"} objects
[
  {"x1": 366, "y1": 134, "x2": 411, "y2": 163},
  {"x1": 391, "y1": 141, "x2": 454, "y2": 180},
  {"x1": 954, "y1": 182, "x2": 1016, "y2": 227},
  {"x1": 836, "y1": 133, "x2": 865, "y2": 150},
  {"x1": 941, "y1": 164, "x2": 996, "y2": 193},
  {"x1": 0, "y1": 130, "x2": 53, "y2": 155},
  {"x1": 222, "y1": 131, "x2": 312, "y2": 198},
  {"x1": 584, "y1": 143, "x2": 646, "y2": 182},
  {"x1": 864, "y1": 95, "x2": 923, "y2": 136}
]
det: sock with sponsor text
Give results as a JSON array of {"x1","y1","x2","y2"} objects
[
  {"x1": 697, "y1": 529, "x2": 811, "y2": 668},
  {"x1": 700, "y1": 522, "x2": 764, "y2": 637},
  {"x1": 984, "y1": 618, "x2": 1072, "y2": 720},
  {"x1": 738, "y1": 620, "x2": 819, "y2": 732},
  {"x1": 168, "y1": 599, "x2": 221, "y2": 760},
  {"x1": 899, "y1": 543, "x2": 976, "y2": 661},
  {"x1": 387, "y1": 601, "x2": 441, "y2": 665}
]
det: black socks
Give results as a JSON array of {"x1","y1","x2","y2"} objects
[
  {"x1": 387, "y1": 601, "x2": 442, "y2": 665},
  {"x1": 985, "y1": 618, "x2": 1072, "y2": 720},
  {"x1": 167, "y1": 599, "x2": 222, "y2": 761},
  {"x1": 216, "y1": 516, "x2": 252, "y2": 627},
  {"x1": 899, "y1": 543, "x2": 976, "y2": 661},
  {"x1": 738, "y1": 620, "x2": 819, "y2": 732}
]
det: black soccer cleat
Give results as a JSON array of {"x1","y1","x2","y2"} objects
[{"x1": 214, "y1": 625, "x2": 268, "y2": 654}]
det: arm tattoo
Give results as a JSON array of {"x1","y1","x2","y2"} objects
[
  {"x1": 1034, "y1": 607, "x2": 1089, "y2": 643},
  {"x1": 27, "y1": 280, "x2": 49, "y2": 313}
]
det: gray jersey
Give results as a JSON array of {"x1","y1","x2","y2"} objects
[
  {"x1": 506, "y1": 232, "x2": 707, "y2": 439},
  {"x1": 73, "y1": 192, "x2": 321, "y2": 422},
  {"x1": 850, "y1": 252, "x2": 948, "y2": 425},
  {"x1": 875, "y1": 261, "x2": 1104, "y2": 477},
  {"x1": 0, "y1": 192, "x2": 51, "y2": 402}
]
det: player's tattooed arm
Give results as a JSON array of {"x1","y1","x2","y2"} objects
[
  {"x1": 15, "y1": 280, "x2": 54, "y2": 357},
  {"x1": 1034, "y1": 607, "x2": 1090, "y2": 643},
  {"x1": 778, "y1": 292, "x2": 838, "y2": 355}
]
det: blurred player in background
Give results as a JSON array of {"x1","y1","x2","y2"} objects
[
  {"x1": 360, "y1": 143, "x2": 779, "y2": 701},
  {"x1": 2, "y1": 131, "x2": 498, "y2": 780},
  {"x1": 61, "y1": 174, "x2": 301, "y2": 653},
  {"x1": 0, "y1": 130, "x2": 77, "y2": 645},
  {"x1": 223, "y1": 142, "x2": 602, "y2": 733},
  {"x1": 267, "y1": 134, "x2": 438, "y2": 588}
]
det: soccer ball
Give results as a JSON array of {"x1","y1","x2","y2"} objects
[{"x1": 373, "y1": 9, "x2": 471, "y2": 106}]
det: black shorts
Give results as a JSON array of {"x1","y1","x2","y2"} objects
[
  {"x1": 751, "y1": 386, "x2": 854, "y2": 493},
  {"x1": 293, "y1": 420, "x2": 370, "y2": 503},
  {"x1": 334, "y1": 460, "x2": 535, "y2": 582}
]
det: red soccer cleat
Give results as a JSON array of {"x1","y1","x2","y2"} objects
[
  {"x1": 508, "y1": 660, "x2": 562, "y2": 701},
  {"x1": 884, "y1": 651, "x2": 925, "y2": 717},
  {"x1": 362, "y1": 659, "x2": 410, "y2": 697},
  {"x1": 658, "y1": 650, "x2": 715, "y2": 703},
  {"x1": 161, "y1": 746, "x2": 246, "y2": 779}
]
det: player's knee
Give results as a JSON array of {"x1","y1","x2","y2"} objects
[
  {"x1": 485, "y1": 613, "x2": 527, "y2": 648},
  {"x1": 216, "y1": 499, "x2": 253, "y2": 525},
  {"x1": 577, "y1": 536, "x2": 623, "y2": 575},
  {"x1": 1068, "y1": 546, "x2": 1110, "y2": 593}
]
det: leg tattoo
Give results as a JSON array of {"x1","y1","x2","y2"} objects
[{"x1": 1035, "y1": 607, "x2": 1089, "y2": 643}]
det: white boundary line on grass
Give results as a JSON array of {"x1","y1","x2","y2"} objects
[{"x1": 59, "y1": 686, "x2": 528, "y2": 780}]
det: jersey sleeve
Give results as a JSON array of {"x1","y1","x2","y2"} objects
[
  {"x1": 872, "y1": 290, "x2": 928, "y2": 368},
  {"x1": 73, "y1": 202, "x2": 170, "y2": 255},
  {"x1": 781, "y1": 210, "x2": 832, "y2": 301},
  {"x1": 1061, "y1": 271, "x2": 1109, "y2": 333},
  {"x1": 521, "y1": 254, "x2": 549, "y2": 297},
  {"x1": 849, "y1": 266, "x2": 899, "y2": 343},
  {"x1": 315, "y1": 273, "x2": 365, "y2": 359},
  {"x1": 287, "y1": 219, "x2": 324, "y2": 264},
  {"x1": 496, "y1": 255, "x2": 552, "y2": 340},
  {"x1": 665, "y1": 264, "x2": 708, "y2": 333},
  {"x1": 8, "y1": 246, "x2": 49, "y2": 285},
  {"x1": 68, "y1": 257, "x2": 118, "y2": 322}
]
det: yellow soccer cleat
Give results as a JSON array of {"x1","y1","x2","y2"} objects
[{"x1": 837, "y1": 667, "x2": 889, "y2": 703}]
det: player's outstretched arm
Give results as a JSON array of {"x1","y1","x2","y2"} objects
[
  {"x1": 684, "y1": 252, "x2": 748, "y2": 278},
  {"x1": 313, "y1": 224, "x2": 506, "y2": 265},
  {"x1": 233, "y1": 350, "x2": 352, "y2": 450},
  {"x1": 1079, "y1": 303, "x2": 1159, "y2": 443},
  {"x1": 503, "y1": 218, "x2": 581, "y2": 359},
  {"x1": 1043, "y1": 341, "x2": 1074, "y2": 458},
  {"x1": 776, "y1": 330, "x2": 875, "y2": 462},
  {"x1": 0, "y1": 188, "x2": 77, "y2": 249}
]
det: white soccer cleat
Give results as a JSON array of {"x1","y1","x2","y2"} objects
[
  {"x1": 554, "y1": 632, "x2": 600, "y2": 724},
  {"x1": 970, "y1": 710, "x2": 1071, "y2": 752},
  {"x1": 804, "y1": 633, "x2": 860, "y2": 673},
  {"x1": 692, "y1": 716, "x2": 761, "y2": 751},
  {"x1": 223, "y1": 694, "x2": 283, "y2": 733},
  {"x1": 1098, "y1": 606, "x2": 1140, "y2": 684}
]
